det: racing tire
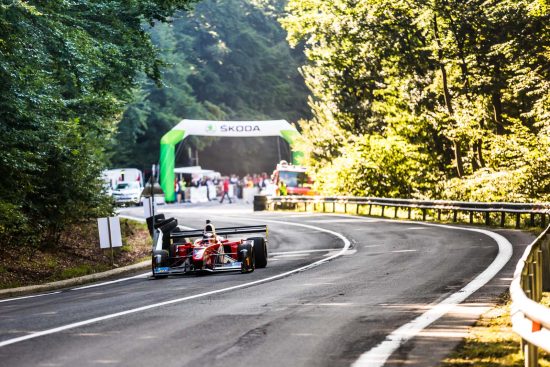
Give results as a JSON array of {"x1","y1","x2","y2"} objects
[
  {"x1": 248, "y1": 237, "x2": 268, "y2": 268},
  {"x1": 152, "y1": 250, "x2": 169, "y2": 279},
  {"x1": 237, "y1": 243, "x2": 255, "y2": 273}
]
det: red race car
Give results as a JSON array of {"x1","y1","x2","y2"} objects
[{"x1": 147, "y1": 215, "x2": 268, "y2": 278}]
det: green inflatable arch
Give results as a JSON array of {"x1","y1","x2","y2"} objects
[{"x1": 159, "y1": 119, "x2": 302, "y2": 202}]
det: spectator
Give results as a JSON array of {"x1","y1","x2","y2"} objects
[
  {"x1": 178, "y1": 177, "x2": 186, "y2": 203},
  {"x1": 260, "y1": 172, "x2": 268, "y2": 190},
  {"x1": 174, "y1": 179, "x2": 182, "y2": 204},
  {"x1": 219, "y1": 178, "x2": 232, "y2": 204},
  {"x1": 278, "y1": 180, "x2": 287, "y2": 196},
  {"x1": 206, "y1": 176, "x2": 214, "y2": 201}
]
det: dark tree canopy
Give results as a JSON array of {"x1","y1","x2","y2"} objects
[
  {"x1": 0, "y1": 0, "x2": 196, "y2": 247},
  {"x1": 110, "y1": 0, "x2": 311, "y2": 173}
]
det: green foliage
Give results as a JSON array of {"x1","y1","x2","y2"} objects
[
  {"x1": 311, "y1": 134, "x2": 440, "y2": 198},
  {"x1": 282, "y1": 0, "x2": 550, "y2": 202},
  {"x1": 0, "y1": 0, "x2": 195, "y2": 248},
  {"x1": 111, "y1": 0, "x2": 311, "y2": 169}
]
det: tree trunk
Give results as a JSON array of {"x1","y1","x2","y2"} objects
[
  {"x1": 472, "y1": 141, "x2": 480, "y2": 171},
  {"x1": 434, "y1": 15, "x2": 464, "y2": 177},
  {"x1": 453, "y1": 140, "x2": 465, "y2": 177},
  {"x1": 491, "y1": 90, "x2": 505, "y2": 134},
  {"x1": 477, "y1": 138, "x2": 485, "y2": 168}
]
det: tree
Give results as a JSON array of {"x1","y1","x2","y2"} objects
[
  {"x1": 282, "y1": 0, "x2": 550, "y2": 201},
  {"x1": 0, "y1": 0, "x2": 196, "y2": 248},
  {"x1": 111, "y1": 0, "x2": 312, "y2": 172}
]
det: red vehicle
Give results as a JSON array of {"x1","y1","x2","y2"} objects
[
  {"x1": 271, "y1": 160, "x2": 315, "y2": 195},
  {"x1": 148, "y1": 216, "x2": 268, "y2": 278}
]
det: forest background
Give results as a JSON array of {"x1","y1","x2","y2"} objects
[{"x1": 0, "y1": 0, "x2": 548, "y2": 249}]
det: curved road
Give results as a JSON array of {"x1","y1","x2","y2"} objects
[{"x1": 0, "y1": 204, "x2": 530, "y2": 366}]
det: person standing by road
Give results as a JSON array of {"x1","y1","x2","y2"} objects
[
  {"x1": 278, "y1": 179, "x2": 287, "y2": 196},
  {"x1": 178, "y1": 177, "x2": 186, "y2": 203},
  {"x1": 175, "y1": 178, "x2": 180, "y2": 204},
  {"x1": 219, "y1": 178, "x2": 232, "y2": 204}
]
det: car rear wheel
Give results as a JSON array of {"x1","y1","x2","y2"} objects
[
  {"x1": 238, "y1": 243, "x2": 255, "y2": 273},
  {"x1": 248, "y1": 237, "x2": 267, "y2": 268}
]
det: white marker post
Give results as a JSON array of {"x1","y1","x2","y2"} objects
[{"x1": 98, "y1": 217, "x2": 123, "y2": 267}]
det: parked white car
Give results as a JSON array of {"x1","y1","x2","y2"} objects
[{"x1": 111, "y1": 181, "x2": 142, "y2": 206}]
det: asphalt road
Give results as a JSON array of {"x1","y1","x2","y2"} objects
[{"x1": 0, "y1": 203, "x2": 531, "y2": 367}]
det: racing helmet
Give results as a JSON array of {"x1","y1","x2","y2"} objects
[{"x1": 203, "y1": 220, "x2": 216, "y2": 240}]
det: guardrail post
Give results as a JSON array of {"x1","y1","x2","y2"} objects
[
  {"x1": 304, "y1": 202, "x2": 308, "y2": 212},
  {"x1": 368, "y1": 204, "x2": 372, "y2": 216},
  {"x1": 529, "y1": 262, "x2": 537, "y2": 301},
  {"x1": 333, "y1": 202, "x2": 336, "y2": 213},
  {"x1": 437, "y1": 209, "x2": 441, "y2": 221},
  {"x1": 394, "y1": 206, "x2": 398, "y2": 218},
  {"x1": 322, "y1": 202, "x2": 326, "y2": 212},
  {"x1": 485, "y1": 212, "x2": 491, "y2": 226},
  {"x1": 381, "y1": 205, "x2": 385, "y2": 217},
  {"x1": 469, "y1": 211, "x2": 474, "y2": 224},
  {"x1": 422, "y1": 208, "x2": 427, "y2": 221},
  {"x1": 501, "y1": 212, "x2": 506, "y2": 227},
  {"x1": 523, "y1": 341, "x2": 538, "y2": 367},
  {"x1": 344, "y1": 202, "x2": 347, "y2": 214},
  {"x1": 516, "y1": 213, "x2": 521, "y2": 229},
  {"x1": 356, "y1": 203, "x2": 360, "y2": 215},
  {"x1": 542, "y1": 213, "x2": 547, "y2": 228},
  {"x1": 408, "y1": 207, "x2": 412, "y2": 219},
  {"x1": 530, "y1": 213, "x2": 535, "y2": 227},
  {"x1": 453, "y1": 210, "x2": 458, "y2": 223},
  {"x1": 536, "y1": 250, "x2": 543, "y2": 301},
  {"x1": 542, "y1": 236, "x2": 550, "y2": 291}
]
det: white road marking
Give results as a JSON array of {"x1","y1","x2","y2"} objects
[
  {"x1": 305, "y1": 218, "x2": 379, "y2": 223},
  {"x1": 351, "y1": 222, "x2": 512, "y2": 367},
  {"x1": 0, "y1": 219, "x2": 351, "y2": 348},
  {"x1": 283, "y1": 214, "x2": 328, "y2": 218},
  {"x1": 71, "y1": 273, "x2": 150, "y2": 290},
  {"x1": 0, "y1": 292, "x2": 61, "y2": 304},
  {"x1": 270, "y1": 249, "x2": 338, "y2": 255},
  {"x1": 391, "y1": 249, "x2": 418, "y2": 253}
]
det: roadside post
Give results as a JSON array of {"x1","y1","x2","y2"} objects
[
  {"x1": 142, "y1": 164, "x2": 162, "y2": 218},
  {"x1": 151, "y1": 163, "x2": 156, "y2": 218},
  {"x1": 97, "y1": 216, "x2": 123, "y2": 267}
]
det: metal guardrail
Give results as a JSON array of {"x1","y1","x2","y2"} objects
[
  {"x1": 510, "y1": 225, "x2": 550, "y2": 367},
  {"x1": 256, "y1": 195, "x2": 550, "y2": 228},
  {"x1": 255, "y1": 195, "x2": 550, "y2": 365}
]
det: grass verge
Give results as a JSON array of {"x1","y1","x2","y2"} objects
[
  {"x1": 441, "y1": 292, "x2": 550, "y2": 367},
  {"x1": 0, "y1": 218, "x2": 151, "y2": 289}
]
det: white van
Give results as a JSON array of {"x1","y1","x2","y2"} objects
[{"x1": 102, "y1": 168, "x2": 144, "y2": 205}]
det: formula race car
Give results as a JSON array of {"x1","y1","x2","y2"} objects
[{"x1": 146, "y1": 214, "x2": 268, "y2": 278}]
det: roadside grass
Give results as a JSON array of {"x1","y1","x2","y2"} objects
[
  {"x1": 58, "y1": 264, "x2": 111, "y2": 280},
  {"x1": 440, "y1": 292, "x2": 550, "y2": 367},
  {"x1": 0, "y1": 218, "x2": 151, "y2": 289}
]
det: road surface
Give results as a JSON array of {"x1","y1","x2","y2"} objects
[{"x1": 0, "y1": 203, "x2": 530, "y2": 366}]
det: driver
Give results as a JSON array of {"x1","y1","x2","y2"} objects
[
  {"x1": 202, "y1": 219, "x2": 217, "y2": 242},
  {"x1": 202, "y1": 220, "x2": 227, "y2": 264}
]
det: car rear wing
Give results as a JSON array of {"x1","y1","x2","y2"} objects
[
  {"x1": 146, "y1": 215, "x2": 268, "y2": 252},
  {"x1": 170, "y1": 225, "x2": 268, "y2": 239}
]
